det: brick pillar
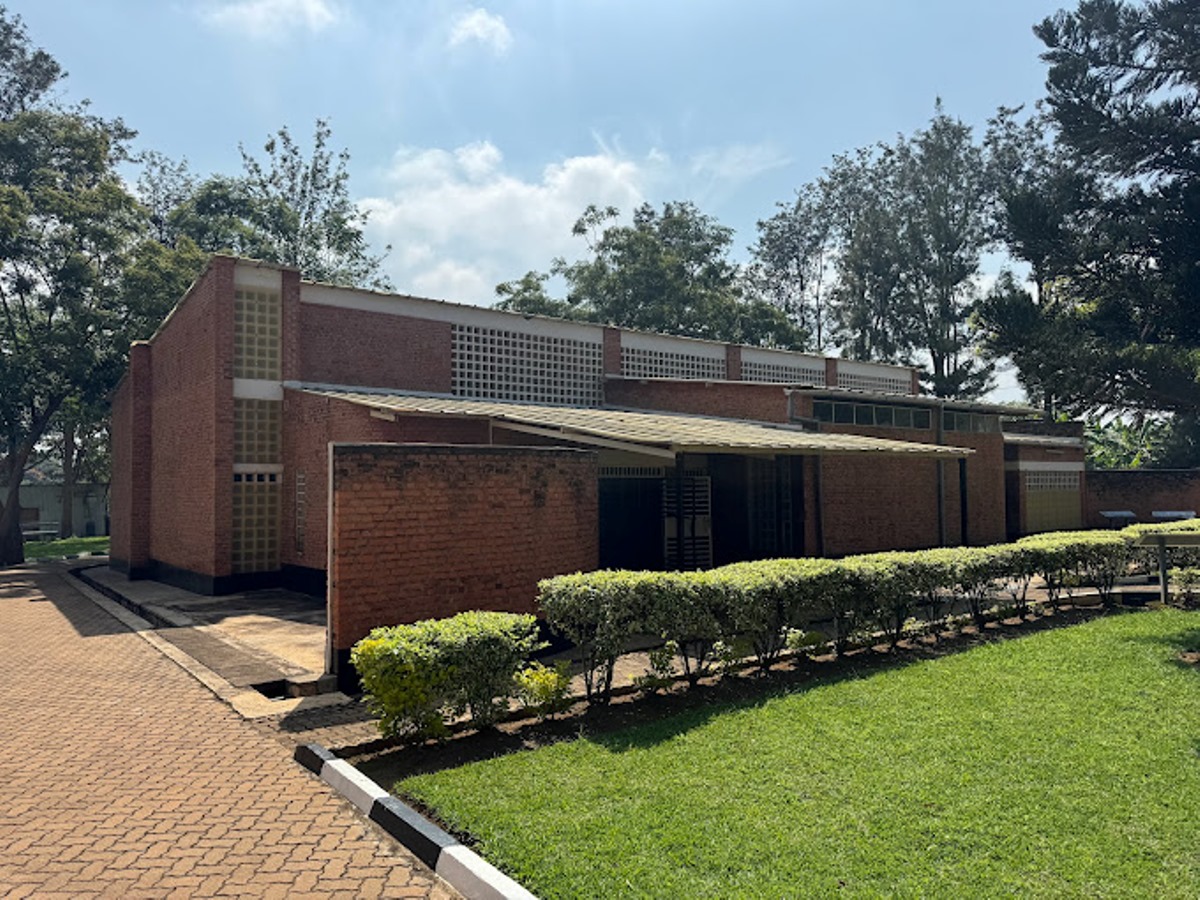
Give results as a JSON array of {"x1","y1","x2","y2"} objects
[
  {"x1": 725, "y1": 345, "x2": 742, "y2": 381},
  {"x1": 602, "y1": 327, "x2": 622, "y2": 376},
  {"x1": 824, "y1": 358, "x2": 839, "y2": 388},
  {"x1": 211, "y1": 258, "x2": 237, "y2": 580},
  {"x1": 281, "y1": 267, "x2": 302, "y2": 382},
  {"x1": 910, "y1": 368, "x2": 921, "y2": 395},
  {"x1": 128, "y1": 341, "x2": 153, "y2": 574}
]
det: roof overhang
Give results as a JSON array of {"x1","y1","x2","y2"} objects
[
  {"x1": 291, "y1": 385, "x2": 973, "y2": 460},
  {"x1": 1001, "y1": 432, "x2": 1085, "y2": 450},
  {"x1": 790, "y1": 386, "x2": 1038, "y2": 417}
]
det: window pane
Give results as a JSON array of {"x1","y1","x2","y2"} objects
[
  {"x1": 855, "y1": 405, "x2": 875, "y2": 426},
  {"x1": 833, "y1": 403, "x2": 854, "y2": 424},
  {"x1": 894, "y1": 408, "x2": 913, "y2": 428},
  {"x1": 813, "y1": 401, "x2": 832, "y2": 422},
  {"x1": 914, "y1": 409, "x2": 931, "y2": 429},
  {"x1": 874, "y1": 406, "x2": 894, "y2": 427}
]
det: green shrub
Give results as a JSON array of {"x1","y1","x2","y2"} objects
[
  {"x1": 990, "y1": 543, "x2": 1040, "y2": 616},
  {"x1": 953, "y1": 546, "x2": 1005, "y2": 627},
  {"x1": 717, "y1": 558, "x2": 836, "y2": 669},
  {"x1": 843, "y1": 553, "x2": 918, "y2": 649},
  {"x1": 436, "y1": 611, "x2": 543, "y2": 726},
  {"x1": 1169, "y1": 566, "x2": 1200, "y2": 606},
  {"x1": 1123, "y1": 519, "x2": 1200, "y2": 573},
  {"x1": 1019, "y1": 531, "x2": 1131, "y2": 609},
  {"x1": 538, "y1": 570, "x2": 652, "y2": 703},
  {"x1": 352, "y1": 626, "x2": 450, "y2": 741},
  {"x1": 1017, "y1": 534, "x2": 1079, "y2": 610},
  {"x1": 351, "y1": 610, "x2": 541, "y2": 739},
  {"x1": 808, "y1": 559, "x2": 874, "y2": 655},
  {"x1": 632, "y1": 641, "x2": 678, "y2": 694},
  {"x1": 903, "y1": 547, "x2": 960, "y2": 634},
  {"x1": 643, "y1": 571, "x2": 732, "y2": 686},
  {"x1": 785, "y1": 628, "x2": 826, "y2": 655},
  {"x1": 514, "y1": 661, "x2": 573, "y2": 719}
]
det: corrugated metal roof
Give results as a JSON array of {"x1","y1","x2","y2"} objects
[{"x1": 299, "y1": 387, "x2": 972, "y2": 458}]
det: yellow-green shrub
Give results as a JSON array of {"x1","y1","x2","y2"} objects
[{"x1": 351, "y1": 610, "x2": 541, "y2": 740}]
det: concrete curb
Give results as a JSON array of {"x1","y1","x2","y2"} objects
[{"x1": 294, "y1": 743, "x2": 537, "y2": 900}]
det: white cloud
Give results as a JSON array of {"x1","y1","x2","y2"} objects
[
  {"x1": 447, "y1": 8, "x2": 513, "y2": 56},
  {"x1": 199, "y1": 0, "x2": 341, "y2": 38},
  {"x1": 360, "y1": 141, "x2": 654, "y2": 304}
]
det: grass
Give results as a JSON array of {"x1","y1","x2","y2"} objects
[
  {"x1": 23, "y1": 535, "x2": 109, "y2": 559},
  {"x1": 398, "y1": 609, "x2": 1200, "y2": 899}
]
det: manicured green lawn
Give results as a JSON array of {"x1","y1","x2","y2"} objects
[
  {"x1": 399, "y1": 610, "x2": 1200, "y2": 899},
  {"x1": 23, "y1": 535, "x2": 109, "y2": 559}
]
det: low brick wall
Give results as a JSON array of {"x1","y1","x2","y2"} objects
[
  {"x1": 1084, "y1": 469, "x2": 1200, "y2": 528},
  {"x1": 328, "y1": 444, "x2": 598, "y2": 684}
]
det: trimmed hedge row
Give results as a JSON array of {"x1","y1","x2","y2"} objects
[
  {"x1": 352, "y1": 520, "x2": 1200, "y2": 737},
  {"x1": 538, "y1": 520, "x2": 1200, "y2": 703}
]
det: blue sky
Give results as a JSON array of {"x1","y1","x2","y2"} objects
[{"x1": 14, "y1": 0, "x2": 1068, "y2": 396}]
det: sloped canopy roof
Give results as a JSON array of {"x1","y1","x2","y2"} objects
[{"x1": 298, "y1": 387, "x2": 973, "y2": 460}]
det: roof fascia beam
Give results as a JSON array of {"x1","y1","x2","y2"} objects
[{"x1": 491, "y1": 421, "x2": 677, "y2": 459}]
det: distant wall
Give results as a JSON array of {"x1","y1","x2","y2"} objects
[
  {"x1": 1085, "y1": 469, "x2": 1200, "y2": 528},
  {"x1": 18, "y1": 484, "x2": 110, "y2": 537},
  {"x1": 604, "y1": 378, "x2": 790, "y2": 423}
]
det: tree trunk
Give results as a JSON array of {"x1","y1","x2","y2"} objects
[
  {"x1": 59, "y1": 421, "x2": 75, "y2": 538},
  {"x1": 0, "y1": 479, "x2": 25, "y2": 566}
]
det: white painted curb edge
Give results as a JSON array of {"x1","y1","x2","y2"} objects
[{"x1": 294, "y1": 744, "x2": 537, "y2": 900}]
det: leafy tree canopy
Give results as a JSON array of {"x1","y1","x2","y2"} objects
[
  {"x1": 497, "y1": 201, "x2": 805, "y2": 348},
  {"x1": 0, "y1": 5, "x2": 154, "y2": 562},
  {"x1": 162, "y1": 119, "x2": 392, "y2": 290},
  {"x1": 987, "y1": 0, "x2": 1200, "y2": 418},
  {"x1": 751, "y1": 104, "x2": 995, "y2": 399}
]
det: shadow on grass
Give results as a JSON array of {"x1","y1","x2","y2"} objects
[{"x1": 352, "y1": 604, "x2": 1128, "y2": 787}]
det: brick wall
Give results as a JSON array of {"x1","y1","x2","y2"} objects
[
  {"x1": 817, "y1": 453, "x2": 944, "y2": 555},
  {"x1": 141, "y1": 257, "x2": 234, "y2": 580},
  {"x1": 298, "y1": 303, "x2": 453, "y2": 391},
  {"x1": 281, "y1": 391, "x2": 492, "y2": 573},
  {"x1": 109, "y1": 377, "x2": 132, "y2": 567},
  {"x1": 1084, "y1": 469, "x2": 1200, "y2": 528},
  {"x1": 813, "y1": 425, "x2": 1006, "y2": 550},
  {"x1": 327, "y1": 444, "x2": 598, "y2": 670},
  {"x1": 604, "y1": 377, "x2": 790, "y2": 423}
]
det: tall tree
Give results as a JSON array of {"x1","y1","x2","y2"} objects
[
  {"x1": 1015, "y1": 0, "x2": 1200, "y2": 416},
  {"x1": 497, "y1": 201, "x2": 804, "y2": 348},
  {"x1": 169, "y1": 120, "x2": 392, "y2": 290},
  {"x1": 0, "y1": 6, "x2": 147, "y2": 562},
  {"x1": 977, "y1": 106, "x2": 1107, "y2": 417},
  {"x1": 758, "y1": 105, "x2": 995, "y2": 397},
  {"x1": 745, "y1": 183, "x2": 835, "y2": 351}
]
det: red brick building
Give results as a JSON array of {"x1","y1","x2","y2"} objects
[{"x1": 109, "y1": 256, "x2": 1085, "y2": 673}]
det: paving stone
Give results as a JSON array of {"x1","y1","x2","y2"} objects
[{"x1": 0, "y1": 565, "x2": 459, "y2": 899}]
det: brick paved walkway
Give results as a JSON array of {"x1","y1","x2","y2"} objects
[{"x1": 0, "y1": 565, "x2": 457, "y2": 899}]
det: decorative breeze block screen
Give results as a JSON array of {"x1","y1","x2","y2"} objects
[
  {"x1": 1025, "y1": 471, "x2": 1081, "y2": 492},
  {"x1": 451, "y1": 324, "x2": 603, "y2": 406},
  {"x1": 233, "y1": 398, "x2": 281, "y2": 465},
  {"x1": 741, "y1": 360, "x2": 826, "y2": 385},
  {"x1": 233, "y1": 288, "x2": 281, "y2": 380},
  {"x1": 837, "y1": 372, "x2": 912, "y2": 394},
  {"x1": 620, "y1": 346, "x2": 726, "y2": 381},
  {"x1": 231, "y1": 474, "x2": 279, "y2": 573},
  {"x1": 1023, "y1": 470, "x2": 1082, "y2": 533}
]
